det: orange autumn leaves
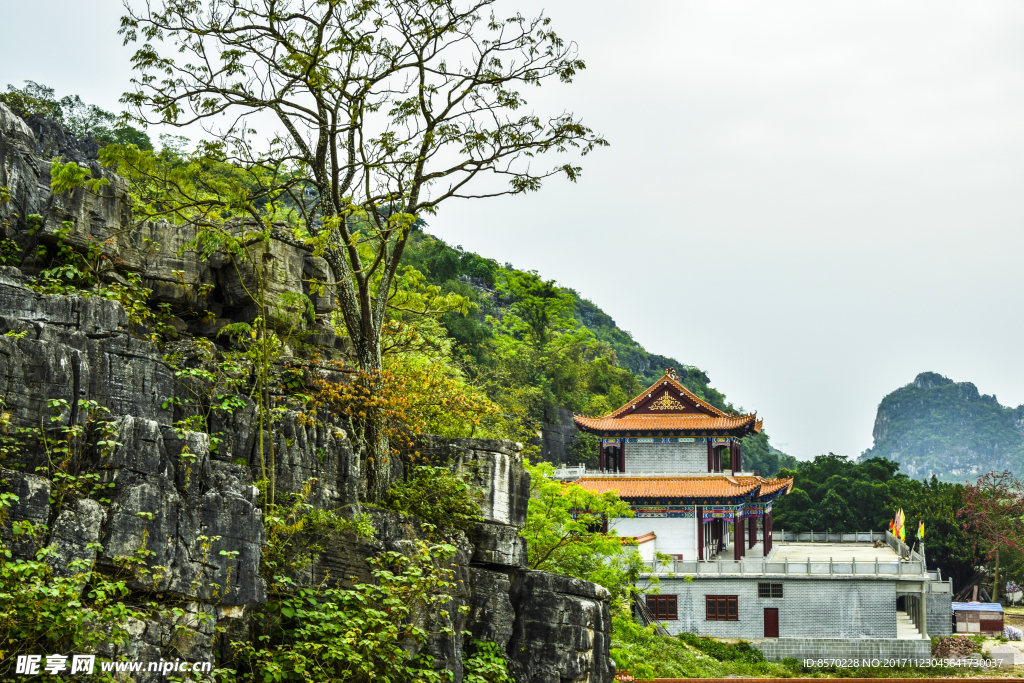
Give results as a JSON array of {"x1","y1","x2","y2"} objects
[{"x1": 303, "y1": 359, "x2": 499, "y2": 461}]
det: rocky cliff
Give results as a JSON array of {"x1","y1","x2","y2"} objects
[
  {"x1": 862, "y1": 371, "x2": 1024, "y2": 480},
  {"x1": 0, "y1": 102, "x2": 614, "y2": 682}
]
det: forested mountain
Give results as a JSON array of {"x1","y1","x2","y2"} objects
[
  {"x1": 862, "y1": 372, "x2": 1024, "y2": 480},
  {"x1": 402, "y1": 230, "x2": 795, "y2": 475}
]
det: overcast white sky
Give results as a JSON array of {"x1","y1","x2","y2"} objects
[{"x1": 3, "y1": 1, "x2": 1023, "y2": 460}]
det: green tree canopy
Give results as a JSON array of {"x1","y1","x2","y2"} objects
[
  {"x1": 773, "y1": 454, "x2": 975, "y2": 586},
  {"x1": 116, "y1": 0, "x2": 606, "y2": 501}
]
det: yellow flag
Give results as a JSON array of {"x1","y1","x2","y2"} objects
[{"x1": 918, "y1": 520, "x2": 925, "y2": 540}]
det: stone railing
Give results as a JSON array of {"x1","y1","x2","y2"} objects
[
  {"x1": 779, "y1": 531, "x2": 888, "y2": 543},
  {"x1": 550, "y1": 464, "x2": 588, "y2": 480},
  {"x1": 641, "y1": 556, "x2": 947, "y2": 582}
]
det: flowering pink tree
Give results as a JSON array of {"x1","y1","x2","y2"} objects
[{"x1": 958, "y1": 471, "x2": 1024, "y2": 602}]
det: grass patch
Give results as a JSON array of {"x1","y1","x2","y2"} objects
[
  {"x1": 676, "y1": 632, "x2": 766, "y2": 663},
  {"x1": 609, "y1": 617, "x2": 796, "y2": 679},
  {"x1": 609, "y1": 617, "x2": 1011, "y2": 679}
]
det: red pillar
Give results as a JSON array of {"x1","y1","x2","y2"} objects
[
  {"x1": 765, "y1": 509, "x2": 773, "y2": 554},
  {"x1": 749, "y1": 512, "x2": 758, "y2": 549},
  {"x1": 734, "y1": 516, "x2": 743, "y2": 561},
  {"x1": 697, "y1": 507, "x2": 704, "y2": 561},
  {"x1": 619, "y1": 439, "x2": 625, "y2": 473}
]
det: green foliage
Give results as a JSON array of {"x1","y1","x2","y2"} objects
[
  {"x1": 676, "y1": 632, "x2": 766, "y2": 663},
  {"x1": 238, "y1": 539, "x2": 461, "y2": 683},
  {"x1": 773, "y1": 454, "x2": 975, "y2": 587},
  {"x1": 0, "y1": 457, "x2": 146, "y2": 674},
  {"x1": 37, "y1": 399, "x2": 123, "y2": 508},
  {"x1": 1, "y1": 81, "x2": 152, "y2": 150},
  {"x1": 162, "y1": 337, "x2": 248, "y2": 456},
  {"x1": 384, "y1": 466, "x2": 484, "y2": 536},
  {"x1": 462, "y1": 640, "x2": 513, "y2": 683},
  {"x1": 50, "y1": 159, "x2": 104, "y2": 195},
  {"x1": 0, "y1": 186, "x2": 22, "y2": 265},
  {"x1": 500, "y1": 271, "x2": 576, "y2": 345},
  {"x1": 260, "y1": 479, "x2": 374, "y2": 581},
  {"x1": 0, "y1": 80, "x2": 63, "y2": 120},
  {"x1": 608, "y1": 611, "x2": 791, "y2": 679},
  {"x1": 399, "y1": 232, "x2": 790, "y2": 466},
  {"x1": 0, "y1": 551, "x2": 141, "y2": 671},
  {"x1": 28, "y1": 218, "x2": 161, "y2": 332},
  {"x1": 521, "y1": 460, "x2": 648, "y2": 603},
  {"x1": 568, "y1": 432, "x2": 601, "y2": 468},
  {"x1": 739, "y1": 431, "x2": 797, "y2": 477}
]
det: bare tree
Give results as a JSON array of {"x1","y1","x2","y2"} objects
[{"x1": 117, "y1": 0, "x2": 605, "y2": 500}]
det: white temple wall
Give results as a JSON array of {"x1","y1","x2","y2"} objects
[
  {"x1": 627, "y1": 441, "x2": 708, "y2": 473},
  {"x1": 611, "y1": 516, "x2": 698, "y2": 561}
]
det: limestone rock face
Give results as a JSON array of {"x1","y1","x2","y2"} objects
[
  {"x1": 470, "y1": 522, "x2": 529, "y2": 568},
  {"x1": 507, "y1": 571, "x2": 615, "y2": 683},
  {"x1": 537, "y1": 406, "x2": 578, "y2": 466},
  {"x1": 0, "y1": 102, "x2": 614, "y2": 683},
  {"x1": 417, "y1": 436, "x2": 530, "y2": 527}
]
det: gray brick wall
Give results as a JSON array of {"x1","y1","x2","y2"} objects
[
  {"x1": 754, "y1": 638, "x2": 931, "y2": 661},
  {"x1": 927, "y1": 592, "x2": 953, "y2": 636},
  {"x1": 649, "y1": 577, "x2": 896, "y2": 640},
  {"x1": 629, "y1": 442, "x2": 706, "y2": 473}
]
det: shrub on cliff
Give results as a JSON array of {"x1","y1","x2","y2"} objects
[
  {"x1": 384, "y1": 465, "x2": 483, "y2": 536},
  {"x1": 238, "y1": 539, "x2": 495, "y2": 683}
]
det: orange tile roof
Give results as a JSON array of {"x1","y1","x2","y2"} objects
[
  {"x1": 573, "y1": 369, "x2": 761, "y2": 435},
  {"x1": 574, "y1": 413, "x2": 758, "y2": 432},
  {"x1": 621, "y1": 532, "x2": 657, "y2": 545},
  {"x1": 573, "y1": 476, "x2": 793, "y2": 501},
  {"x1": 609, "y1": 371, "x2": 727, "y2": 419},
  {"x1": 759, "y1": 478, "x2": 793, "y2": 495}
]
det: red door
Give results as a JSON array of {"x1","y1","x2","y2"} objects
[{"x1": 764, "y1": 608, "x2": 779, "y2": 638}]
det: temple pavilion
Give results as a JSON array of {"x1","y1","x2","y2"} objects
[{"x1": 571, "y1": 368, "x2": 793, "y2": 562}]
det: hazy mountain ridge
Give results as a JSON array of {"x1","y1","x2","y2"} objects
[{"x1": 862, "y1": 371, "x2": 1024, "y2": 479}]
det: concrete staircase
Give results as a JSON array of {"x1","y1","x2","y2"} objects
[{"x1": 896, "y1": 611, "x2": 925, "y2": 640}]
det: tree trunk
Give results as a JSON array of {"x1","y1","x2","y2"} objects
[
  {"x1": 356, "y1": 333, "x2": 393, "y2": 503},
  {"x1": 993, "y1": 548, "x2": 1000, "y2": 603}
]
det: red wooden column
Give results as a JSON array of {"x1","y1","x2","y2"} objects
[
  {"x1": 619, "y1": 439, "x2": 626, "y2": 473},
  {"x1": 697, "y1": 507, "x2": 704, "y2": 561},
  {"x1": 707, "y1": 440, "x2": 714, "y2": 472},
  {"x1": 765, "y1": 509, "x2": 773, "y2": 554},
  {"x1": 749, "y1": 511, "x2": 758, "y2": 549},
  {"x1": 734, "y1": 516, "x2": 743, "y2": 561}
]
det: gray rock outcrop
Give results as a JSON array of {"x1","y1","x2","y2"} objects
[{"x1": 0, "y1": 101, "x2": 615, "y2": 683}]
